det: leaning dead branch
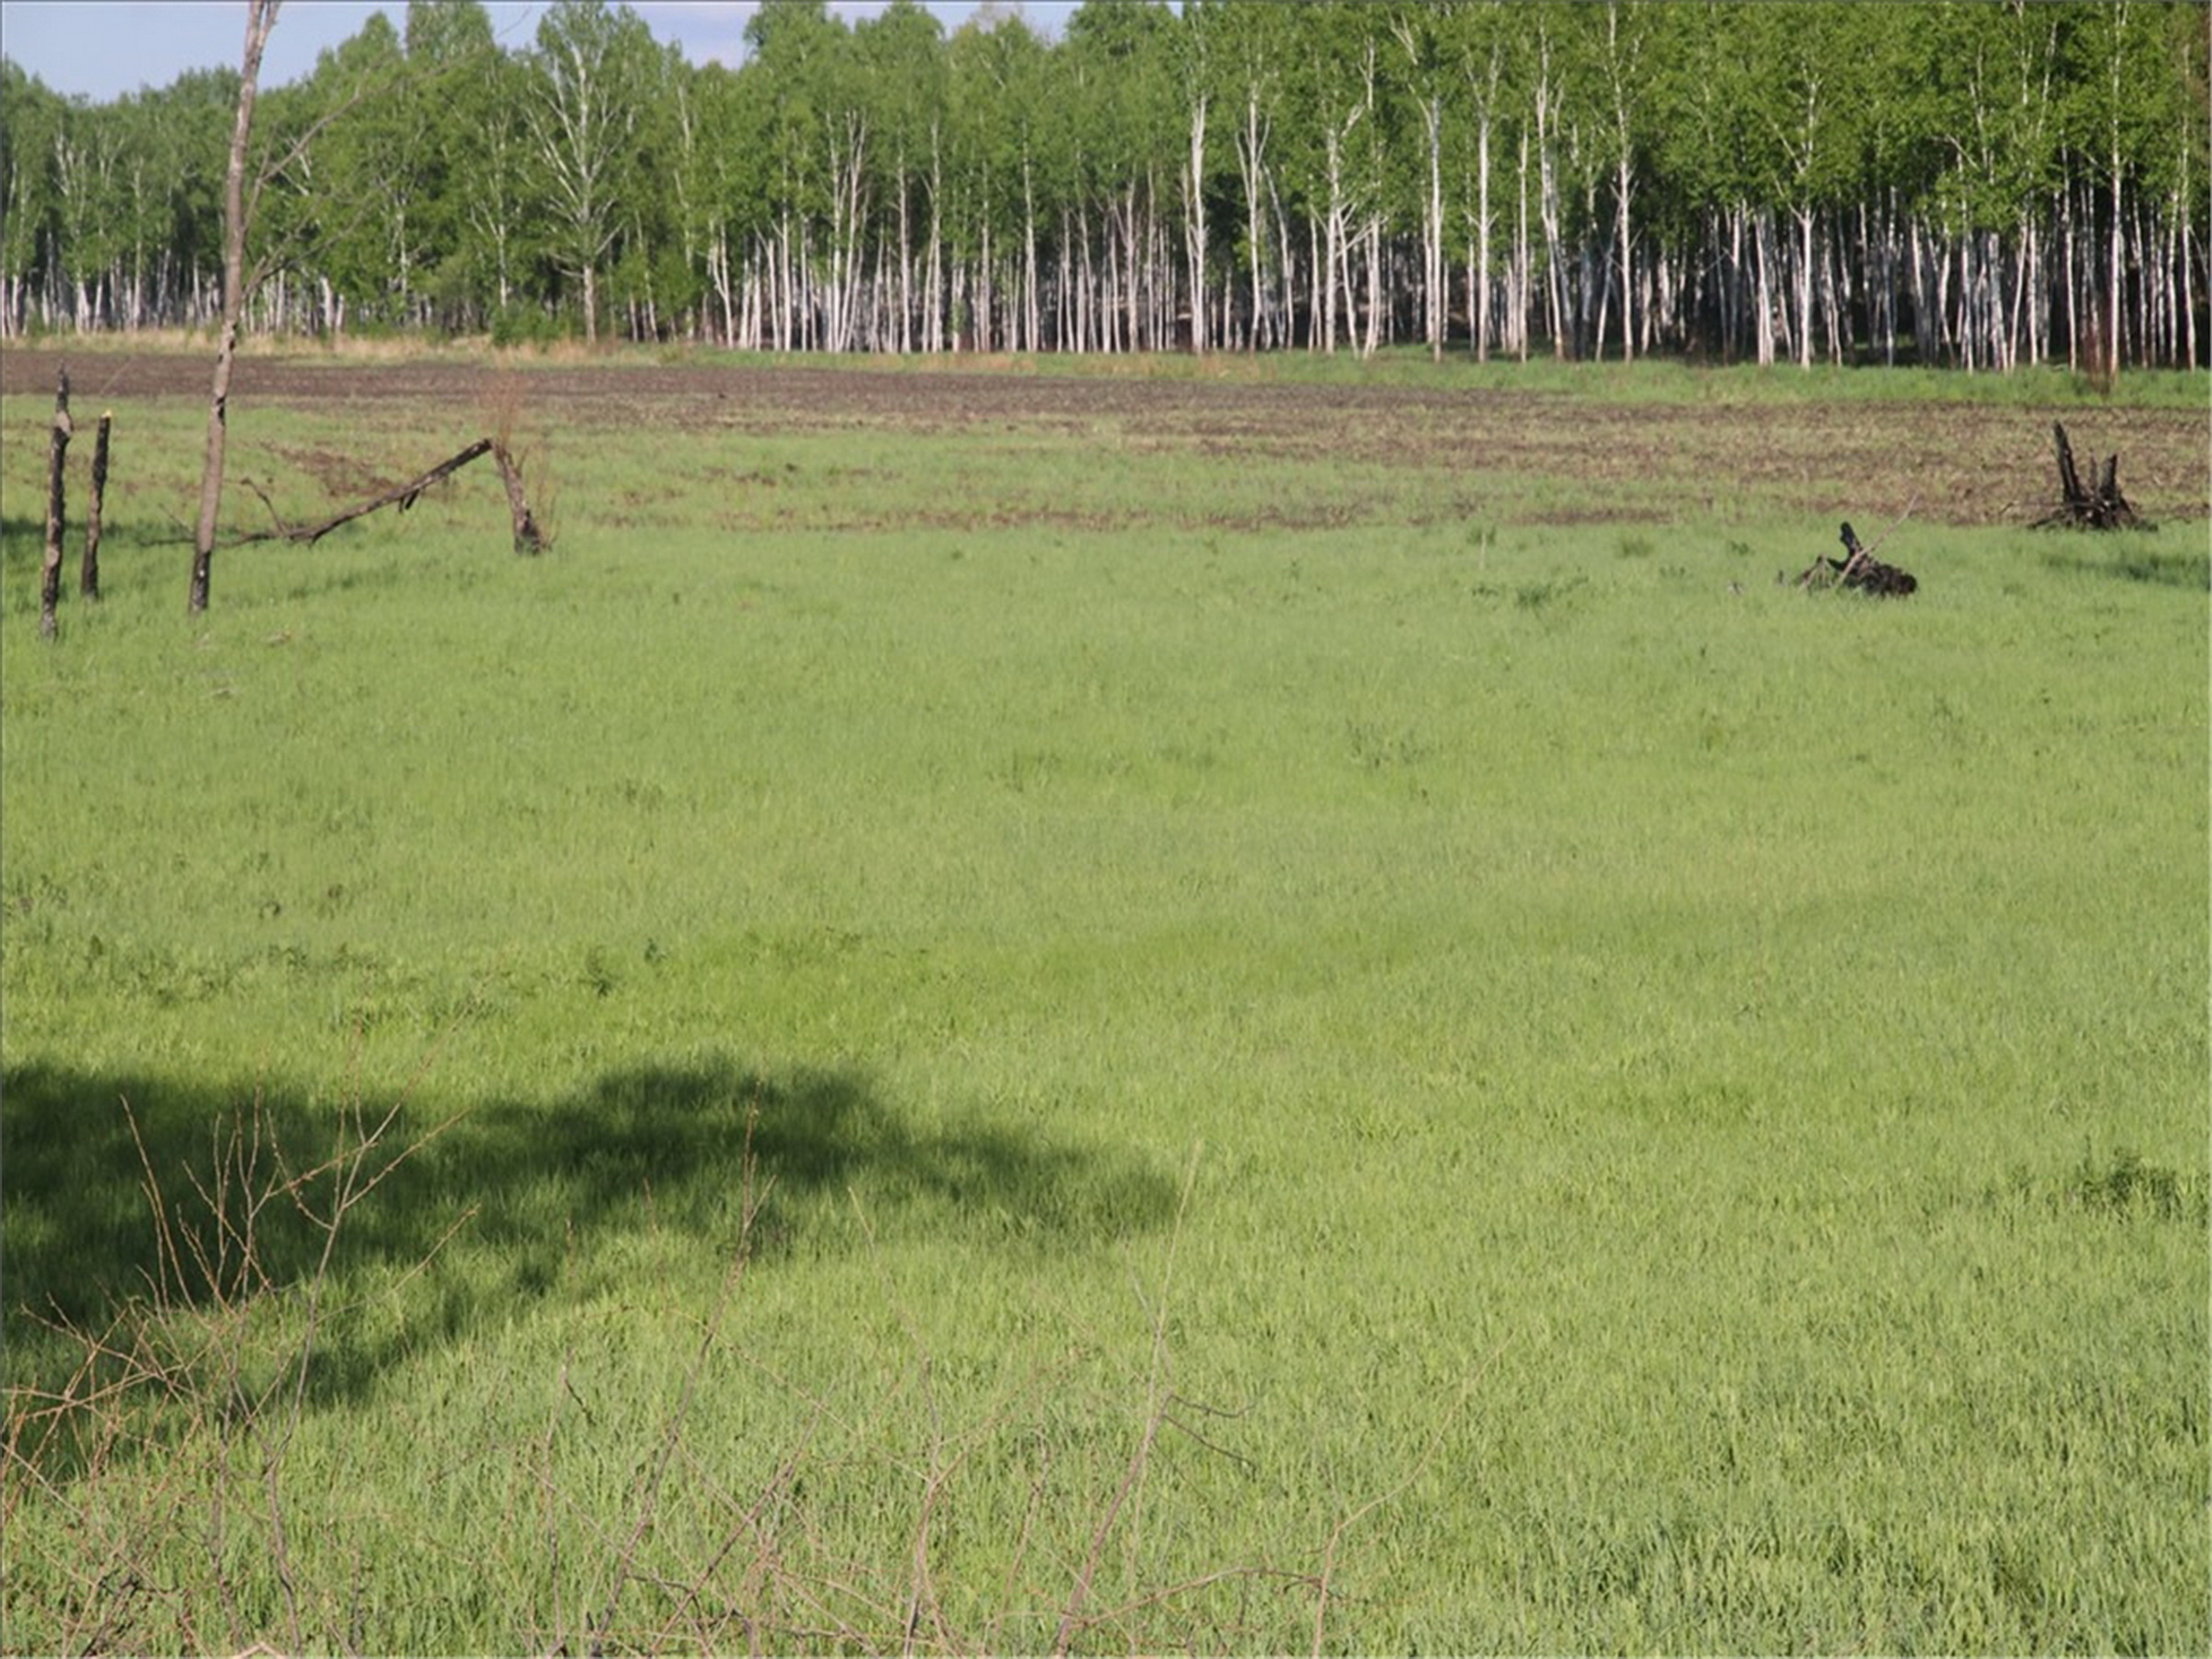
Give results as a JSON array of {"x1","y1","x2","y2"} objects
[
  {"x1": 2033, "y1": 420, "x2": 2150, "y2": 530},
  {"x1": 240, "y1": 437, "x2": 545, "y2": 555}
]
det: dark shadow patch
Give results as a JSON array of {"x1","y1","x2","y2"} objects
[
  {"x1": 2, "y1": 1055, "x2": 1176, "y2": 1439},
  {"x1": 2040, "y1": 546, "x2": 2210, "y2": 589},
  {"x1": 1983, "y1": 1144, "x2": 2209, "y2": 1227},
  {"x1": 2055, "y1": 1145, "x2": 2207, "y2": 1223}
]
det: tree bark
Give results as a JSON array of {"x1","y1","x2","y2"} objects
[
  {"x1": 40, "y1": 364, "x2": 71, "y2": 640},
  {"x1": 189, "y1": 0, "x2": 277, "y2": 616}
]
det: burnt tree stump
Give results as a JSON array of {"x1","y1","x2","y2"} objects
[
  {"x1": 1799, "y1": 521, "x2": 1918, "y2": 597},
  {"x1": 80, "y1": 410, "x2": 111, "y2": 601},
  {"x1": 39, "y1": 365, "x2": 72, "y2": 640},
  {"x1": 2034, "y1": 421, "x2": 2149, "y2": 530}
]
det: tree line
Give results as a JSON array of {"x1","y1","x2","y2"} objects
[{"x1": 2, "y1": 0, "x2": 2205, "y2": 371}]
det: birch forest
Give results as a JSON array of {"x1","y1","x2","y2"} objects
[{"x1": 1, "y1": 0, "x2": 2205, "y2": 370}]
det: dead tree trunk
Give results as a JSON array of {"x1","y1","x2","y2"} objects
[
  {"x1": 492, "y1": 441, "x2": 545, "y2": 555},
  {"x1": 2034, "y1": 420, "x2": 2148, "y2": 529},
  {"x1": 189, "y1": 0, "x2": 277, "y2": 616},
  {"x1": 81, "y1": 410, "x2": 111, "y2": 600},
  {"x1": 2053, "y1": 418, "x2": 2087, "y2": 502},
  {"x1": 40, "y1": 365, "x2": 72, "y2": 640}
]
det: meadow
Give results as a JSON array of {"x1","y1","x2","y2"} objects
[{"x1": 2, "y1": 344, "x2": 2206, "y2": 1654}]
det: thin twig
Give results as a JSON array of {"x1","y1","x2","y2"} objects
[
  {"x1": 1854, "y1": 491, "x2": 1920, "y2": 563},
  {"x1": 1051, "y1": 1143, "x2": 1204, "y2": 1657},
  {"x1": 585, "y1": 1108, "x2": 761, "y2": 1655},
  {"x1": 1310, "y1": 1349, "x2": 1501, "y2": 1658},
  {"x1": 242, "y1": 477, "x2": 296, "y2": 539}
]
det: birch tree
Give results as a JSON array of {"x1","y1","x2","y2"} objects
[
  {"x1": 1194, "y1": 0, "x2": 1290, "y2": 352},
  {"x1": 1451, "y1": 6, "x2": 1517, "y2": 362},
  {"x1": 12, "y1": 0, "x2": 2206, "y2": 371},
  {"x1": 1751, "y1": 4, "x2": 1859, "y2": 368},
  {"x1": 1388, "y1": 0, "x2": 1455, "y2": 362},
  {"x1": 403, "y1": 0, "x2": 502, "y2": 331},
  {"x1": 1173, "y1": 8, "x2": 1210, "y2": 351},
  {"x1": 299, "y1": 12, "x2": 416, "y2": 332},
  {"x1": 744, "y1": 0, "x2": 839, "y2": 349},
  {"x1": 1275, "y1": 6, "x2": 1382, "y2": 354},
  {"x1": 524, "y1": 0, "x2": 653, "y2": 343},
  {"x1": 455, "y1": 47, "x2": 537, "y2": 325},
  {"x1": 0, "y1": 63, "x2": 63, "y2": 334},
  {"x1": 53, "y1": 103, "x2": 131, "y2": 329},
  {"x1": 1065, "y1": 0, "x2": 1179, "y2": 352},
  {"x1": 147, "y1": 68, "x2": 245, "y2": 329},
  {"x1": 1591, "y1": 0, "x2": 1652, "y2": 362},
  {"x1": 855, "y1": 0, "x2": 946, "y2": 353},
  {"x1": 2064, "y1": 0, "x2": 2177, "y2": 386}
]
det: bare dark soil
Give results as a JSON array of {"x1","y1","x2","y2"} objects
[{"x1": 4, "y1": 347, "x2": 2204, "y2": 529}]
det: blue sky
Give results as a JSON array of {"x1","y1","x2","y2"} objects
[{"x1": 1, "y1": 1, "x2": 1081, "y2": 101}]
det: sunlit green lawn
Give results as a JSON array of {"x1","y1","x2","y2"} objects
[{"x1": 3, "y1": 353, "x2": 2204, "y2": 1653}]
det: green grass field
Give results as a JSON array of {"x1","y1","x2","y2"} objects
[{"x1": 3, "y1": 348, "x2": 2206, "y2": 1654}]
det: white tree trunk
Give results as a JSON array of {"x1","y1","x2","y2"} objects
[
  {"x1": 1238, "y1": 88, "x2": 1266, "y2": 352},
  {"x1": 1424, "y1": 93, "x2": 1443, "y2": 361},
  {"x1": 1475, "y1": 108, "x2": 1491, "y2": 362},
  {"x1": 1795, "y1": 206, "x2": 1814, "y2": 370},
  {"x1": 1612, "y1": 157, "x2": 1632, "y2": 362},
  {"x1": 1184, "y1": 91, "x2": 1207, "y2": 352},
  {"x1": 1753, "y1": 211, "x2": 1776, "y2": 368}
]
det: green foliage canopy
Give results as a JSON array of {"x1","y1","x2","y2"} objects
[{"x1": 0, "y1": 0, "x2": 2200, "y2": 366}]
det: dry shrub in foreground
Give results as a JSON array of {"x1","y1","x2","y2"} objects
[
  {"x1": 480, "y1": 370, "x2": 559, "y2": 551},
  {"x1": 6, "y1": 1098, "x2": 1473, "y2": 1655},
  {"x1": 3, "y1": 1046, "x2": 469, "y2": 1655}
]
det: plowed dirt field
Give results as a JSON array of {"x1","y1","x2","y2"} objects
[{"x1": 5, "y1": 347, "x2": 2203, "y2": 530}]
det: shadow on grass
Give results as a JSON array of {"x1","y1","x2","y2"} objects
[
  {"x1": 2, "y1": 1055, "x2": 1175, "y2": 1418},
  {"x1": 2039, "y1": 542, "x2": 2210, "y2": 589}
]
